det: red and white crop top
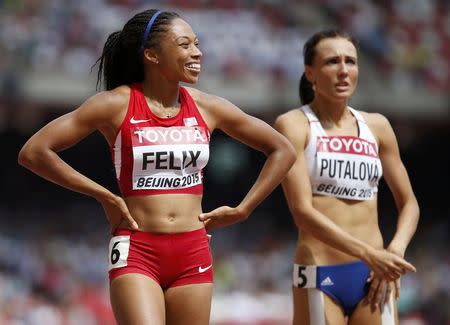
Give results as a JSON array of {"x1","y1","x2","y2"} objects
[
  {"x1": 111, "y1": 83, "x2": 210, "y2": 197},
  {"x1": 302, "y1": 105, "x2": 383, "y2": 200}
]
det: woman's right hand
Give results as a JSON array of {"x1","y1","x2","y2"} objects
[
  {"x1": 363, "y1": 247, "x2": 416, "y2": 281},
  {"x1": 98, "y1": 193, "x2": 139, "y2": 234},
  {"x1": 199, "y1": 205, "x2": 248, "y2": 230},
  {"x1": 365, "y1": 272, "x2": 401, "y2": 312}
]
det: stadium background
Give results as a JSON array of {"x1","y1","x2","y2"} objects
[{"x1": 0, "y1": 0, "x2": 449, "y2": 324}]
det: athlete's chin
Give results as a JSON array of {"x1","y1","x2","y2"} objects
[
  {"x1": 182, "y1": 76, "x2": 200, "y2": 84},
  {"x1": 332, "y1": 90, "x2": 354, "y2": 101},
  {"x1": 326, "y1": 94, "x2": 352, "y2": 104}
]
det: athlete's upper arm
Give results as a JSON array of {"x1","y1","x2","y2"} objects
[
  {"x1": 370, "y1": 113, "x2": 416, "y2": 208},
  {"x1": 197, "y1": 91, "x2": 292, "y2": 155},
  {"x1": 274, "y1": 111, "x2": 314, "y2": 217},
  {"x1": 22, "y1": 89, "x2": 126, "y2": 153}
]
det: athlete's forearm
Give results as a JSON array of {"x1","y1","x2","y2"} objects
[
  {"x1": 18, "y1": 146, "x2": 112, "y2": 202},
  {"x1": 238, "y1": 146, "x2": 295, "y2": 216},
  {"x1": 388, "y1": 199, "x2": 419, "y2": 255},
  {"x1": 294, "y1": 205, "x2": 374, "y2": 261}
]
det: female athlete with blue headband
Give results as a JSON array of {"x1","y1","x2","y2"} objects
[{"x1": 18, "y1": 9, "x2": 297, "y2": 324}]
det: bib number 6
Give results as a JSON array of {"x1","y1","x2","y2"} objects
[
  {"x1": 108, "y1": 235, "x2": 130, "y2": 270},
  {"x1": 111, "y1": 241, "x2": 121, "y2": 265}
]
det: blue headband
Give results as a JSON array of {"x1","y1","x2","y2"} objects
[{"x1": 139, "y1": 10, "x2": 162, "y2": 54}]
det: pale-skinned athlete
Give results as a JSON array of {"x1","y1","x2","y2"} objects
[{"x1": 275, "y1": 30, "x2": 419, "y2": 325}]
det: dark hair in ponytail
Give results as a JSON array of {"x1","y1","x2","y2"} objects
[
  {"x1": 299, "y1": 73, "x2": 314, "y2": 105},
  {"x1": 299, "y1": 29, "x2": 358, "y2": 105},
  {"x1": 95, "y1": 9, "x2": 179, "y2": 90}
]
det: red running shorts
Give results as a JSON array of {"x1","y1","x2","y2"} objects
[{"x1": 108, "y1": 227, "x2": 213, "y2": 289}]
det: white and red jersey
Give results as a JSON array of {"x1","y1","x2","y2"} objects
[
  {"x1": 302, "y1": 105, "x2": 383, "y2": 200},
  {"x1": 111, "y1": 83, "x2": 210, "y2": 197}
]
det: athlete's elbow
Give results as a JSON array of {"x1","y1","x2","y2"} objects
[
  {"x1": 284, "y1": 142, "x2": 297, "y2": 167},
  {"x1": 412, "y1": 198, "x2": 420, "y2": 226},
  {"x1": 273, "y1": 140, "x2": 296, "y2": 168},
  {"x1": 18, "y1": 144, "x2": 32, "y2": 168},
  {"x1": 18, "y1": 143, "x2": 44, "y2": 170},
  {"x1": 413, "y1": 198, "x2": 420, "y2": 216},
  {"x1": 404, "y1": 195, "x2": 420, "y2": 224},
  {"x1": 290, "y1": 205, "x2": 313, "y2": 229}
]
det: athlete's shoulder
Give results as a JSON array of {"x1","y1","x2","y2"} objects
[
  {"x1": 182, "y1": 86, "x2": 203, "y2": 99},
  {"x1": 75, "y1": 85, "x2": 131, "y2": 127},
  {"x1": 354, "y1": 109, "x2": 394, "y2": 145},
  {"x1": 276, "y1": 107, "x2": 308, "y2": 122},
  {"x1": 84, "y1": 85, "x2": 130, "y2": 111},
  {"x1": 275, "y1": 107, "x2": 309, "y2": 149},
  {"x1": 275, "y1": 107, "x2": 309, "y2": 131},
  {"x1": 358, "y1": 110, "x2": 391, "y2": 132},
  {"x1": 100, "y1": 85, "x2": 131, "y2": 107},
  {"x1": 183, "y1": 86, "x2": 230, "y2": 109}
]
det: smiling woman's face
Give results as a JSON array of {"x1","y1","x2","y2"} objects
[
  {"x1": 151, "y1": 18, "x2": 203, "y2": 84},
  {"x1": 305, "y1": 37, "x2": 359, "y2": 103}
]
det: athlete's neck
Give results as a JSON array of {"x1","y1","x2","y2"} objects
[
  {"x1": 141, "y1": 77, "x2": 180, "y2": 108},
  {"x1": 310, "y1": 96, "x2": 350, "y2": 128}
]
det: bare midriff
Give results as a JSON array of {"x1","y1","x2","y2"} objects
[
  {"x1": 121, "y1": 194, "x2": 205, "y2": 233},
  {"x1": 295, "y1": 194, "x2": 383, "y2": 265}
]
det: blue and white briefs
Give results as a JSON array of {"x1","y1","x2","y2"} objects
[{"x1": 293, "y1": 260, "x2": 370, "y2": 316}]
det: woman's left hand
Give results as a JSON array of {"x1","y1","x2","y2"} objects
[
  {"x1": 384, "y1": 243, "x2": 404, "y2": 301},
  {"x1": 199, "y1": 206, "x2": 248, "y2": 230}
]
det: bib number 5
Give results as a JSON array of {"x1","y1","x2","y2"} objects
[
  {"x1": 297, "y1": 266, "x2": 308, "y2": 288},
  {"x1": 293, "y1": 264, "x2": 317, "y2": 289}
]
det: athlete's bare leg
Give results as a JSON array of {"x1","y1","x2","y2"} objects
[
  {"x1": 349, "y1": 292, "x2": 398, "y2": 325},
  {"x1": 164, "y1": 283, "x2": 213, "y2": 325},
  {"x1": 293, "y1": 287, "x2": 346, "y2": 325},
  {"x1": 110, "y1": 273, "x2": 165, "y2": 325}
]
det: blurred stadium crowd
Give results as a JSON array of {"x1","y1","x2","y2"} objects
[
  {"x1": 0, "y1": 0, "x2": 449, "y2": 324},
  {"x1": 0, "y1": 0, "x2": 449, "y2": 91}
]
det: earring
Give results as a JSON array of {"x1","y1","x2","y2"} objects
[{"x1": 312, "y1": 83, "x2": 316, "y2": 91}]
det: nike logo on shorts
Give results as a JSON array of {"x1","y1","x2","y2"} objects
[
  {"x1": 198, "y1": 264, "x2": 212, "y2": 273},
  {"x1": 130, "y1": 116, "x2": 151, "y2": 124}
]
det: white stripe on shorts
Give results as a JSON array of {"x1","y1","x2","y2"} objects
[
  {"x1": 381, "y1": 290, "x2": 395, "y2": 325},
  {"x1": 307, "y1": 288, "x2": 326, "y2": 325}
]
